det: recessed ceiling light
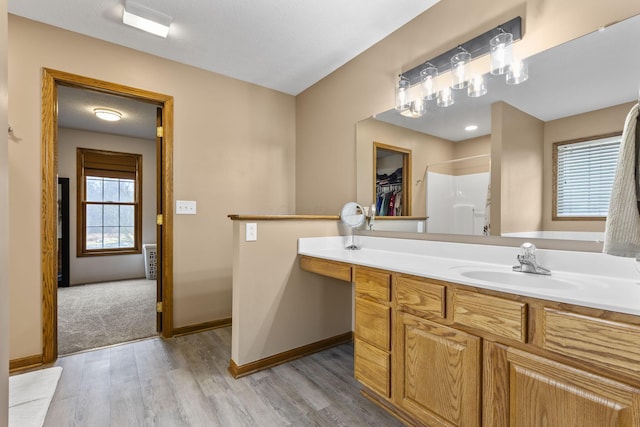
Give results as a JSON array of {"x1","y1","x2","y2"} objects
[
  {"x1": 123, "y1": 0, "x2": 172, "y2": 38},
  {"x1": 94, "y1": 108, "x2": 122, "y2": 122},
  {"x1": 465, "y1": 124, "x2": 478, "y2": 132}
]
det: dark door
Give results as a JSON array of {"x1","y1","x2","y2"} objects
[{"x1": 57, "y1": 177, "x2": 70, "y2": 287}]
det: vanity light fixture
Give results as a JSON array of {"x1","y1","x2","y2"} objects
[
  {"x1": 94, "y1": 108, "x2": 122, "y2": 122},
  {"x1": 420, "y1": 63, "x2": 438, "y2": 100},
  {"x1": 490, "y1": 30, "x2": 513, "y2": 75},
  {"x1": 395, "y1": 75, "x2": 411, "y2": 112},
  {"x1": 451, "y1": 48, "x2": 471, "y2": 89},
  {"x1": 123, "y1": 0, "x2": 172, "y2": 38},
  {"x1": 506, "y1": 59, "x2": 529, "y2": 84},
  {"x1": 437, "y1": 87, "x2": 454, "y2": 108},
  {"x1": 395, "y1": 16, "x2": 524, "y2": 115},
  {"x1": 400, "y1": 99, "x2": 426, "y2": 118},
  {"x1": 468, "y1": 74, "x2": 487, "y2": 97}
]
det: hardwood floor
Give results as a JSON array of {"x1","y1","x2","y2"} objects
[{"x1": 44, "y1": 327, "x2": 405, "y2": 426}]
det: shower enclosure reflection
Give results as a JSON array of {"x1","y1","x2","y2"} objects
[{"x1": 425, "y1": 154, "x2": 490, "y2": 236}]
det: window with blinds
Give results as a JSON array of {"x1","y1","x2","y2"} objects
[
  {"x1": 77, "y1": 148, "x2": 143, "y2": 256},
  {"x1": 553, "y1": 134, "x2": 621, "y2": 219}
]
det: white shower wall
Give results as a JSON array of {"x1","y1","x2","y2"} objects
[{"x1": 426, "y1": 171, "x2": 490, "y2": 235}]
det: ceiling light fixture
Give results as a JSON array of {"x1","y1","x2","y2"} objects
[
  {"x1": 395, "y1": 17, "x2": 526, "y2": 116},
  {"x1": 465, "y1": 124, "x2": 479, "y2": 132},
  {"x1": 94, "y1": 108, "x2": 122, "y2": 122},
  {"x1": 123, "y1": 0, "x2": 172, "y2": 38}
]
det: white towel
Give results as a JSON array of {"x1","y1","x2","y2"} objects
[{"x1": 603, "y1": 103, "x2": 640, "y2": 257}]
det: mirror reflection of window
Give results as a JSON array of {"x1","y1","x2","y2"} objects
[{"x1": 553, "y1": 133, "x2": 621, "y2": 220}]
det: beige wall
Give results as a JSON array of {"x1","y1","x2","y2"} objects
[
  {"x1": 296, "y1": 0, "x2": 640, "y2": 217},
  {"x1": 452, "y1": 135, "x2": 491, "y2": 175},
  {"x1": 542, "y1": 102, "x2": 634, "y2": 232},
  {"x1": 58, "y1": 128, "x2": 157, "y2": 285},
  {"x1": 0, "y1": 0, "x2": 8, "y2": 422},
  {"x1": 8, "y1": 15, "x2": 295, "y2": 359},
  {"x1": 231, "y1": 219, "x2": 351, "y2": 366},
  {"x1": 492, "y1": 101, "x2": 544, "y2": 235}
]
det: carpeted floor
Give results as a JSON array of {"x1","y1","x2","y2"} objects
[{"x1": 57, "y1": 279, "x2": 157, "y2": 355}]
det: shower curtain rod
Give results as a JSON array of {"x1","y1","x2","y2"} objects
[{"x1": 417, "y1": 153, "x2": 491, "y2": 184}]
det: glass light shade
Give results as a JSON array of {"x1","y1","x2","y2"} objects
[
  {"x1": 401, "y1": 99, "x2": 426, "y2": 118},
  {"x1": 437, "y1": 87, "x2": 454, "y2": 107},
  {"x1": 468, "y1": 74, "x2": 487, "y2": 97},
  {"x1": 420, "y1": 65, "x2": 438, "y2": 100},
  {"x1": 451, "y1": 51, "x2": 471, "y2": 89},
  {"x1": 490, "y1": 32, "x2": 513, "y2": 75},
  {"x1": 395, "y1": 76, "x2": 411, "y2": 111},
  {"x1": 506, "y1": 59, "x2": 528, "y2": 85}
]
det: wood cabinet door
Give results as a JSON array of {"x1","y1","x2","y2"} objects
[
  {"x1": 394, "y1": 311, "x2": 481, "y2": 427},
  {"x1": 506, "y1": 348, "x2": 640, "y2": 427}
]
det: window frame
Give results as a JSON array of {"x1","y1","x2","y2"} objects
[
  {"x1": 77, "y1": 147, "x2": 143, "y2": 256},
  {"x1": 552, "y1": 132, "x2": 621, "y2": 221}
]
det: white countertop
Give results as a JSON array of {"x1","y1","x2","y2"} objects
[{"x1": 298, "y1": 236, "x2": 640, "y2": 316}]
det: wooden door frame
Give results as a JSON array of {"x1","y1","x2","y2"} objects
[
  {"x1": 41, "y1": 68, "x2": 174, "y2": 363},
  {"x1": 373, "y1": 142, "x2": 412, "y2": 216}
]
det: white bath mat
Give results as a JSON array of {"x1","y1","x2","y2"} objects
[{"x1": 9, "y1": 366, "x2": 62, "y2": 427}]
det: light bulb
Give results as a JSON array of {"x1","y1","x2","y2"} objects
[
  {"x1": 437, "y1": 87, "x2": 454, "y2": 107},
  {"x1": 451, "y1": 51, "x2": 471, "y2": 89},
  {"x1": 395, "y1": 76, "x2": 411, "y2": 111},
  {"x1": 420, "y1": 65, "x2": 438, "y2": 100},
  {"x1": 490, "y1": 32, "x2": 513, "y2": 75},
  {"x1": 506, "y1": 59, "x2": 528, "y2": 85},
  {"x1": 468, "y1": 75, "x2": 487, "y2": 97}
]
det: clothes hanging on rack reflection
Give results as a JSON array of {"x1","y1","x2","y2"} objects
[{"x1": 376, "y1": 183, "x2": 403, "y2": 216}]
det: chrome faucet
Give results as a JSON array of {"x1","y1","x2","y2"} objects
[
  {"x1": 367, "y1": 204, "x2": 376, "y2": 230},
  {"x1": 513, "y1": 242, "x2": 551, "y2": 275}
]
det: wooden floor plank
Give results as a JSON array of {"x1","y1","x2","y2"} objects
[{"x1": 44, "y1": 327, "x2": 405, "y2": 426}]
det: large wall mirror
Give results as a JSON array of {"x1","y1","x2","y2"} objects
[{"x1": 357, "y1": 13, "x2": 640, "y2": 241}]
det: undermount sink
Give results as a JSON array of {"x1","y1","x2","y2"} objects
[{"x1": 449, "y1": 266, "x2": 583, "y2": 290}]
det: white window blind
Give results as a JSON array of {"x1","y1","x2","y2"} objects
[{"x1": 556, "y1": 135, "x2": 620, "y2": 218}]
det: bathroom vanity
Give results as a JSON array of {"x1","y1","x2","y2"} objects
[{"x1": 299, "y1": 237, "x2": 640, "y2": 427}]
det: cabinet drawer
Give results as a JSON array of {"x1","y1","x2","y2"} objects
[
  {"x1": 354, "y1": 267, "x2": 391, "y2": 302},
  {"x1": 452, "y1": 289, "x2": 527, "y2": 342},
  {"x1": 355, "y1": 297, "x2": 390, "y2": 350},
  {"x1": 300, "y1": 256, "x2": 352, "y2": 282},
  {"x1": 542, "y1": 309, "x2": 640, "y2": 380},
  {"x1": 355, "y1": 338, "x2": 390, "y2": 398},
  {"x1": 396, "y1": 274, "x2": 445, "y2": 319}
]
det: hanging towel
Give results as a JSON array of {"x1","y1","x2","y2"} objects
[{"x1": 603, "y1": 103, "x2": 640, "y2": 257}]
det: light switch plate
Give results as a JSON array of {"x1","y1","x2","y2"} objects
[
  {"x1": 176, "y1": 200, "x2": 197, "y2": 215},
  {"x1": 246, "y1": 223, "x2": 257, "y2": 241}
]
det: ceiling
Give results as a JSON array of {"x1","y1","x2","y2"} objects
[
  {"x1": 58, "y1": 86, "x2": 159, "y2": 140},
  {"x1": 9, "y1": 0, "x2": 439, "y2": 96},
  {"x1": 10, "y1": 0, "x2": 440, "y2": 140},
  {"x1": 374, "y1": 13, "x2": 640, "y2": 141}
]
